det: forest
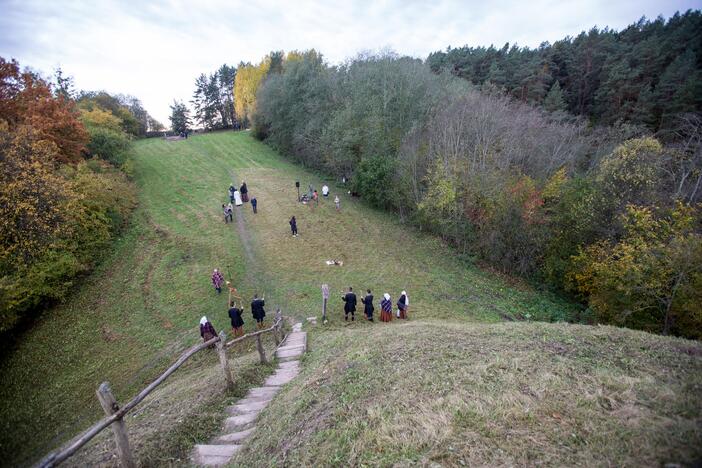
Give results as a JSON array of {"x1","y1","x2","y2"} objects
[
  {"x1": 0, "y1": 57, "x2": 160, "y2": 334},
  {"x1": 426, "y1": 11, "x2": 702, "y2": 131},
  {"x1": 244, "y1": 12, "x2": 702, "y2": 339}
]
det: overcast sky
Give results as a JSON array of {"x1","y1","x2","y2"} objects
[{"x1": 0, "y1": 0, "x2": 698, "y2": 125}]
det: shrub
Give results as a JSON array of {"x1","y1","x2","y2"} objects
[
  {"x1": 568, "y1": 203, "x2": 702, "y2": 339},
  {"x1": 85, "y1": 126, "x2": 131, "y2": 166}
]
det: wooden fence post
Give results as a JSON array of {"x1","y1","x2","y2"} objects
[
  {"x1": 256, "y1": 334, "x2": 267, "y2": 364},
  {"x1": 273, "y1": 326, "x2": 280, "y2": 346},
  {"x1": 322, "y1": 284, "x2": 329, "y2": 323},
  {"x1": 216, "y1": 331, "x2": 234, "y2": 390},
  {"x1": 96, "y1": 382, "x2": 135, "y2": 468},
  {"x1": 273, "y1": 309, "x2": 282, "y2": 345}
]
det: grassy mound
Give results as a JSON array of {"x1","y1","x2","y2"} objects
[{"x1": 233, "y1": 321, "x2": 701, "y2": 467}]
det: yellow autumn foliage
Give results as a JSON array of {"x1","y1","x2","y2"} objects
[{"x1": 234, "y1": 59, "x2": 270, "y2": 125}]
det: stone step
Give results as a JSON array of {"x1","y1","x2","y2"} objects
[
  {"x1": 292, "y1": 324, "x2": 302, "y2": 332},
  {"x1": 245, "y1": 387, "x2": 279, "y2": 399},
  {"x1": 277, "y1": 360, "x2": 299, "y2": 370},
  {"x1": 276, "y1": 348, "x2": 304, "y2": 360},
  {"x1": 236, "y1": 396, "x2": 272, "y2": 407},
  {"x1": 277, "y1": 344, "x2": 305, "y2": 353},
  {"x1": 227, "y1": 399, "x2": 270, "y2": 414},
  {"x1": 212, "y1": 428, "x2": 255, "y2": 444},
  {"x1": 193, "y1": 444, "x2": 241, "y2": 466},
  {"x1": 225, "y1": 413, "x2": 257, "y2": 431},
  {"x1": 283, "y1": 334, "x2": 305, "y2": 343},
  {"x1": 264, "y1": 369, "x2": 300, "y2": 386}
]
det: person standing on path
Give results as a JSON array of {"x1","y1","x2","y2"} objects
[
  {"x1": 397, "y1": 290, "x2": 409, "y2": 319},
  {"x1": 240, "y1": 182, "x2": 249, "y2": 203},
  {"x1": 322, "y1": 184, "x2": 329, "y2": 197},
  {"x1": 228, "y1": 301, "x2": 245, "y2": 336},
  {"x1": 289, "y1": 216, "x2": 298, "y2": 237},
  {"x1": 251, "y1": 294, "x2": 266, "y2": 328},
  {"x1": 361, "y1": 289, "x2": 374, "y2": 321},
  {"x1": 342, "y1": 286, "x2": 357, "y2": 321},
  {"x1": 334, "y1": 195, "x2": 340, "y2": 211},
  {"x1": 251, "y1": 197, "x2": 258, "y2": 214},
  {"x1": 380, "y1": 293, "x2": 392, "y2": 322},
  {"x1": 211, "y1": 269, "x2": 224, "y2": 294},
  {"x1": 229, "y1": 185, "x2": 236, "y2": 203},
  {"x1": 222, "y1": 204, "x2": 232, "y2": 223},
  {"x1": 313, "y1": 190, "x2": 319, "y2": 206},
  {"x1": 233, "y1": 189, "x2": 243, "y2": 206},
  {"x1": 200, "y1": 316, "x2": 216, "y2": 346}
]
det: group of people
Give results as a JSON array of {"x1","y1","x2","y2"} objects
[
  {"x1": 289, "y1": 183, "x2": 342, "y2": 237},
  {"x1": 204, "y1": 266, "x2": 269, "y2": 342},
  {"x1": 224, "y1": 182, "x2": 258, "y2": 223},
  {"x1": 227, "y1": 293, "x2": 267, "y2": 336},
  {"x1": 342, "y1": 287, "x2": 409, "y2": 322}
]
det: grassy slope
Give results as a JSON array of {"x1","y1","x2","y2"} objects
[
  {"x1": 2, "y1": 131, "x2": 698, "y2": 466},
  {"x1": 0, "y1": 132, "x2": 282, "y2": 465},
  {"x1": 233, "y1": 321, "x2": 702, "y2": 466}
]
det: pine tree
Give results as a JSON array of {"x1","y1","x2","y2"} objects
[
  {"x1": 544, "y1": 81, "x2": 567, "y2": 112},
  {"x1": 169, "y1": 100, "x2": 191, "y2": 134}
]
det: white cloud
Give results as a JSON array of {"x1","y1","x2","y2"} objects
[{"x1": 0, "y1": 0, "x2": 696, "y2": 124}]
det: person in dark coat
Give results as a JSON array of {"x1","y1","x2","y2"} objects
[
  {"x1": 251, "y1": 197, "x2": 258, "y2": 214},
  {"x1": 228, "y1": 301, "x2": 245, "y2": 336},
  {"x1": 361, "y1": 289, "x2": 374, "y2": 321},
  {"x1": 397, "y1": 290, "x2": 409, "y2": 319},
  {"x1": 200, "y1": 316, "x2": 216, "y2": 346},
  {"x1": 240, "y1": 182, "x2": 249, "y2": 203},
  {"x1": 289, "y1": 216, "x2": 298, "y2": 237},
  {"x1": 229, "y1": 185, "x2": 236, "y2": 203},
  {"x1": 342, "y1": 286, "x2": 357, "y2": 321},
  {"x1": 251, "y1": 293, "x2": 266, "y2": 328}
]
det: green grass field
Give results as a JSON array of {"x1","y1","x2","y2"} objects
[{"x1": 0, "y1": 131, "x2": 698, "y2": 466}]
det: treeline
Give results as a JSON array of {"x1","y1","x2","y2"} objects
[
  {"x1": 427, "y1": 11, "x2": 702, "y2": 130},
  {"x1": 191, "y1": 64, "x2": 237, "y2": 130},
  {"x1": 247, "y1": 49, "x2": 702, "y2": 339},
  {"x1": 0, "y1": 57, "x2": 149, "y2": 333}
]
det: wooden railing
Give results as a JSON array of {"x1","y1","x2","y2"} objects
[{"x1": 37, "y1": 312, "x2": 284, "y2": 468}]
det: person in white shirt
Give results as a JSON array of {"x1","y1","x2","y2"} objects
[{"x1": 322, "y1": 184, "x2": 329, "y2": 197}]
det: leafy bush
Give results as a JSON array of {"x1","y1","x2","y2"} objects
[
  {"x1": 568, "y1": 203, "x2": 702, "y2": 339},
  {"x1": 85, "y1": 125, "x2": 131, "y2": 166},
  {"x1": 0, "y1": 123, "x2": 136, "y2": 331},
  {"x1": 352, "y1": 156, "x2": 395, "y2": 208}
]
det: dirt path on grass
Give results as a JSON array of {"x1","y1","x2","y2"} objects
[{"x1": 228, "y1": 171, "x2": 272, "y2": 300}]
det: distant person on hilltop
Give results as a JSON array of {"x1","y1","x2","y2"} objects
[
  {"x1": 380, "y1": 293, "x2": 392, "y2": 322},
  {"x1": 322, "y1": 184, "x2": 329, "y2": 197},
  {"x1": 397, "y1": 290, "x2": 409, "y2": 319},
  {"x1": 362, "y1": 289, "x2": 374, "y2": 321},
  {"x1": 251, "y1": 293, "x2": 266, "y2": 329},
  {"x1": 251, "y1": 197, "x2": 258, "y2": 214},
  {"x1": 228, "y1": 301, "x2": 245, "y2": 336},
  {"x1": 289, "y1": 216, "x2": 298, "y2": 237},
  {"x1": 200, "y1": 316, "x2": 216, "y2": 345},
  {"x1": 211, "y1": 268, "x2": 224, "y2": 294},
  {"x1": 342, "y1": 286, "x2": 357, "y2": 321},
  {"x1": 240, "y1": 182, "x2": 249, "y2": 203}
]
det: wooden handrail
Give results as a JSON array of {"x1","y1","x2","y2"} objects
[
  {"x1": 37, "y1": 314, "x2": 287, "y2": 468},
  {"x1": 37, "y1": 334, "x2": 221, "y2": 468},
  {"x1": 225, "y1": 317, "x2": 282, "y2": 347}
]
